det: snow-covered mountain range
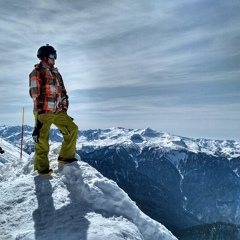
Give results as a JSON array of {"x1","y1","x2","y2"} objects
[
  {"x1": 1, "y1": 125, "x2": 240, "y2": 239},
  {"x1": 1, "y1": 125, "x2": 239, "y2": 159}
]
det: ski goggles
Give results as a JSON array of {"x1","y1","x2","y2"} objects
[{"x1": 49, "y1": 52, "x2": 57, "y2": 60}]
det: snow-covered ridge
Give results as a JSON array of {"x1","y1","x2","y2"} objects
[
  {"x1": 77, "y1": 127, "x2": 240, "y2": 159},
  {"x1": 0, "y1": 139, "x2": 177, "y2": 240}
]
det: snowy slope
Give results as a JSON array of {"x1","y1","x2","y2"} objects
[{"x1": 0, "y1": 139, "x2": 177, "y2": 240}]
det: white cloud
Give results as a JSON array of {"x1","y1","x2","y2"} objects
[{"x1": 0, "y1": 0, "x2": 239, "y2": 140}]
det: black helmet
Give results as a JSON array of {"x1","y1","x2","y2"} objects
[{"x1": 37, "y1": 44, "x2": 57, "y2": 59}]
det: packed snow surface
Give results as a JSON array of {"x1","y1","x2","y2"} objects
[{"x1": 0, "y1": 139, "x2": 177, "y2": 240}]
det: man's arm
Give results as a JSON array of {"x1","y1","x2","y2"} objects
[
  {"x1": 58, "y1": 73, "x2": 69, "y2": 111},
  {"x1": 29, "y1": 69, "x2": 44, "y2": 114}
]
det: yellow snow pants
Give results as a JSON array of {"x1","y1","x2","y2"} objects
[{"x1": 33, "y1": 111, "x2": 78, "y2": 171}]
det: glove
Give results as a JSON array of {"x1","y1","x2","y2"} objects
[
  {"x1": 32, "y1": 119, "x2": 43, "y2": 143},
  {"x1": 32, "y1": 134, "x2": 39, "y2": 143},
  {"x1": 62, "y1": 108, "x2": 67, "y2": 113}
]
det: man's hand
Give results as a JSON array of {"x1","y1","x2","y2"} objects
[
  {"x1": 32, "y1": 134, "x2": 39, "y2": 143},
  {"x1": 32, "y1": 127, "x2": 40, "y2": 143},
  {"x1": 62, "y1": 108, "x2": 67, "y2": 114},
  {"x1": 32, "y1": 119, "x2": 43, "y2": 143}
]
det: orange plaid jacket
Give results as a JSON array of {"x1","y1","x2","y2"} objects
[{"x1": 29, "y1": 61, "x2": 68, "y2": 114}]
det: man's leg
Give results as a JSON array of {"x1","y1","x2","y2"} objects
[
  {"x1": 33, "y1": 111, "x2": 52, "y2": 171},
  {"x1": 53, "y1": 112, "x2": 78, "y2": 159}
]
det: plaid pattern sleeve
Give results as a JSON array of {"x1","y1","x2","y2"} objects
[
  {"x1": 58, "y1": 73, "x2": 69, "y2": 110},
  {"x1": 29, "y1": 68, "x2": 44, "y2": 113}
]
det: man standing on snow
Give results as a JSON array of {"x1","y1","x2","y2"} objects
[{"x1": 29, "y1": 44, "x2": 78, "y2": 176}]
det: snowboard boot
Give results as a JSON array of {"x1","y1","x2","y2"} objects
[
  {"x1": 38, "y1": 168, "x2": 53, "y2": 176},
  {"x1": 58, "y1": 156, "x2": 78, "y2": 164}
]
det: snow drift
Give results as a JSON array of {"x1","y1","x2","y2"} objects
[{"x1": 0, "y1": 139, "x2": 177, "y2": 240}]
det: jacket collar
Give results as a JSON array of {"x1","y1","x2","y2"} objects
[{"x1": 40, "y1": 61, "x2": 58, "y2": 73}]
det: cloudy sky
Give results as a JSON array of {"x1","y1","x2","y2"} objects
[{"x1": 0, "y1": 0, "x2": 239, "y2": 140}]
